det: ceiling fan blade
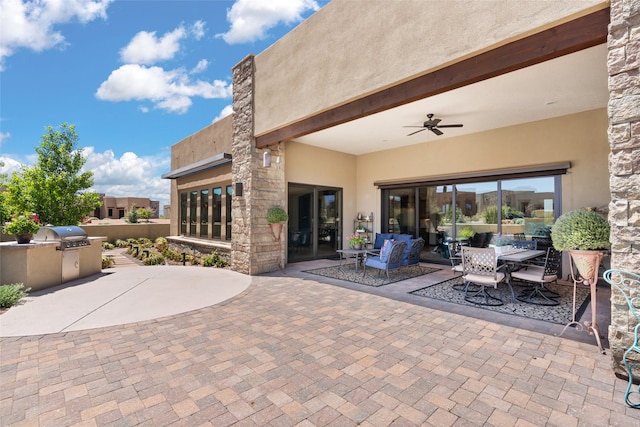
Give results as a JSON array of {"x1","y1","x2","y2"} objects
[
  {"x1": 430, "y1": 128, "x2": 444, "y2": 136},
  {"x1": 407, "y1": 128, "x2": 427, "y2": 136},
  {"x1": 436, "y1": 124, "x2": 463, "y2": 128}
]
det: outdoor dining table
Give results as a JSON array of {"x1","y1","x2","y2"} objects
[{"x1": 497, "y1": 248, "x2": 546, "y2": 263}]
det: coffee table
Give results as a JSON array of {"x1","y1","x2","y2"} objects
[{"x1": 336, "y1": 248, "x2": 379, "y2": 272}]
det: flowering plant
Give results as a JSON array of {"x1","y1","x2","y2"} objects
[
  {"x1": 2, "y1": 213, "x2": 41, "y2": 235},
  {"x1": 347, "y1": 232, "x2": 367, "y2": 247}
]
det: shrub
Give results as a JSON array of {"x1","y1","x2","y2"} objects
[
  {"x1": 143, "y1": 254, "x2": 165, "y2": 265},
  {"x1": 162, "y1": 248, "x2": 184, "y2": 262},
  {"x1": 137, "y1": 238, "x2": 153, "y2": 248},
  {"x1": 102, "y1": 256, "x2": 114, "y2": 268},
  {"x1": 125, "y1": 207, "x2": 139, "y2": 223},
  {"x1": 267, "y1": 206, "x2": 288, "y2": 224},
  {"x1": 155, "y1": 237, "x2": 168, "y2": 252},
  {"x1": 458, "y1": 226, "x2": 475, "y2": 239},
  {"x1": 202, "y1": 251, "x2": 229, "y2": 268},
  {"x1": 102, "y1": 242, "x2": 115, "y2": 250},
  {"x1": 114, "y1": 239, "x2": 128, "y2": 248},
  {"x1": 551, "y1": 209, "x2": 611, "y2": 251},
  {"x1": 482, "y1": 206, "x2": 523, "y2": 224},
  {"x1": 0, "y1": 283, "x2": 31, "y2": 308}
]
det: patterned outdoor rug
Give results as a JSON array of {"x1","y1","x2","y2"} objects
[
  {"x1": 410, "y1": 276, "x2": 591, "y2": 325},
  {"x1": 304, "y1": 264, "x2": 441, "y2": 287}
]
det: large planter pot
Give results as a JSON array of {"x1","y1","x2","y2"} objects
[
  {"x1": 568, "y1": 249, "x2": 604, "y2": 284},
  {"x1": 14, "y1": 233, "x2": 33, "y2": 244},
  {"x1": 269, "y1": 223, "x2": 284, "y2": 241}
]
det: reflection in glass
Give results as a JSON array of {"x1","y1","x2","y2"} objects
[
  {"x1": 502, "y1": 177, "x2": 555, "y2": 238},
  {"x1": 226, "y1": 185, "x2": 232, "y2": 240},
  {"x1": 189, "y1": 191, "x2": 197, "y2": 235},
  {"x1": 212, "y1": 187, "x2": 222, "y2": 239},
  {"x1": 200, "y1": 189, "x2": 209, "y2": 237},
  {"x1": 180, "y1": 193, "x2": 187, "y2": 235}
]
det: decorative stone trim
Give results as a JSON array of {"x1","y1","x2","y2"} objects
[
  {"x1": 607, "y1": 0, "x2": 640, "y2": 377},
  {"x1": 231, "y1": 55, "x2": 287, "y2": 275}
]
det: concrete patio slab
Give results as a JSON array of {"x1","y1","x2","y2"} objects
[{"x1": 0, "y1": 266, "x2": 250, "y2": 337}]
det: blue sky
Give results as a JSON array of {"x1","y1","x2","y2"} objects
[{"x1": 0, "y1": 0, "x2": 329, "y2": 210}]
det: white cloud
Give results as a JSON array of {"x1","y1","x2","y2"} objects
[
  {"x1": 95, "y1": 63, "x2": 232, "y2": 114},
  {"x1": 213, "y1": 105, "x2": 233, "y2": 123},
  {"x1": 191, "y1": 59, "x2": 208, "y2": 74},
  {"x1": 0, "y1": 0, "x2": 112, "y2": 71},
  {"x1": 0, "y1": 131, "x2": 11, "y2": 145},
  {"x1": 82, "y1": 147, "x2": 171, "y2": 209},
  {"x1": 218, "y1": 0, "x2": 320, "y2": 44},
  {"x1": 190, "y1": 20, "x2": 206, "y2": 40},
  {"x1": 119, "y1": 26, "x2": 186, "y2": 65},
  {"x1": 0, "y1": 156, "x2": 24, "y2": 175}
]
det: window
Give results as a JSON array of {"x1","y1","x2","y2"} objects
[
  {"x1": 226, "y1": 185, "x2": 232, "y2": 240},
  {"x1": 190, "y1": 191, "x2": 197, "y2": 235},
  {"x1": 200, "y1": 189, "x2": 209, "y2": 237},
  {"x1": 180, "y1": 193, "x2": 187, "y2": 234},
  {"x1": 212, "y1": 187, "x2": 222, "y2": 239},
  {"x1": 108, "y1": 208, "x2": 113, "y2": 217}
]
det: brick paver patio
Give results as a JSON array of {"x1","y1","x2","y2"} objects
[{"x1": 1, "y1": 270, "x2": 638, "y2": 426}]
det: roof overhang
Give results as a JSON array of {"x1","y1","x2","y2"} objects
[{"x1": 162, "y1": 153, "x2": 232, "y2": 179}]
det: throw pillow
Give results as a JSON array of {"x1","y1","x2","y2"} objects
[{"x1": 380, "y1": 239, "x2": 393, "y2": 262}]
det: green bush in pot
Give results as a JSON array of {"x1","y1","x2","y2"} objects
[
  {"x1": 267, "y1": 207, "x2": 288, "y2": 224},
  {"x1": 551, "y1": 209, "x2": 610, "y2": 251}
]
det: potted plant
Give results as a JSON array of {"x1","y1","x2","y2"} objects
[
  {"x1": 491, "y1": 233, "x2": 513, "y2": 254},
  {"x1": 2, "y1": 213, "x2": 42, "y2": 244},
  {"x1": 267, "y1": 206, "x2": 288, "y2": 241},
  {"x1": 347, "y1": 233, "x2": 367, "y2": 250},
  {"x1": 551, "y1": 209, "x2": 611, "y2": 283}
]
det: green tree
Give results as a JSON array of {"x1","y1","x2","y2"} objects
[
  {"x1": 137, "y1": 207, "x2": 154, "y2": 223},
  {"x1": 4, "y1": 123, "x2": 101, "y2": 225}
]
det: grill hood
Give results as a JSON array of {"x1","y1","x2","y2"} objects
[{"x1": 34, "y1": 225, "x2": 90, "y2": 249}]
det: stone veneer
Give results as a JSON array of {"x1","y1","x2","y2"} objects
[
  {"x1": 607, "y1": 0, "x2": 640, "y2": 376},
  {"x1": 231, "y1": 55, "x2": 286, "y2": 275}
]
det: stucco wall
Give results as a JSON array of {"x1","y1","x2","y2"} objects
[
  {"x1": 288, "y1": 108, "x2": 608, "y2": 234},
  {"x1": 171, "y1": 115, "x2": 233, "y2": 170},
  {"x1": 254, "y1": 0, "x2": 607, "y2": 135},
  {"x1": 285, "y1": 142, "x2": 357, "y2": 227}
]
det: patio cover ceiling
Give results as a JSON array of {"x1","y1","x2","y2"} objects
[
  {"x1": 294, "y1": 44, "x2": 607, "y2": 156},
  {"x1": 258, "y1": 8, "x2": 609, "y2": 156}
]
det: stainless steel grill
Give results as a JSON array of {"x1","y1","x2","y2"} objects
[{"x1": 33, "y1": 225, "x2": 91, "y2": 250}]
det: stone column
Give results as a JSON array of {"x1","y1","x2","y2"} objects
[
  {"x1": 231, "y1": 55, "x2": 287, "y2": 275},
  {"x1": 607, "y1": 0, "x2": 640, "y2": 376}
]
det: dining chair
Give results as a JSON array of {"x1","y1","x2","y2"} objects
[
  {"x1": 363, "y1": 240, "x2": 407, "y2": 281},
  {"x1": 512, "y1": 239, "x2": 537, "y2": 250},
  {"x1": 461, "y1": 247, "x2": 514, "y2": 306},
  {"x1": 511, "y1": 247, "x2": 562, "y2": 306},
  {"x1": 447, "y1": 240, "x2": 464, "y2": 275}
]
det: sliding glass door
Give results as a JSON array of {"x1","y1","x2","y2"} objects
[{"x1": 288, "y1": 184, "x2": 342, "y2": 262}]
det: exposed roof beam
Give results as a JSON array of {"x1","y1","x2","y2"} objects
[{"x1": 255, "y1": 7, "x2": 609, "y2": 148}]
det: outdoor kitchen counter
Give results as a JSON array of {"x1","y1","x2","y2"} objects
[{"x1": 0, "y1": 237, "x2": 106, "y2": 291}]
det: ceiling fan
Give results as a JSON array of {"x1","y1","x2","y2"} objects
[{"x1": 405, "y1": 114, "x2": 463, "y2": 136}]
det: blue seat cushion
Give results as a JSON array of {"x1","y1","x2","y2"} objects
[
  {"x1": 374, "y1": 233, "x2": 394, "y2": 249},
  {"x1": 379, "y1": 239, "x2": 393, "y2": 262}
]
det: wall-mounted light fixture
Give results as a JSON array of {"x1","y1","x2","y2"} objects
[
  {"x1": 235, "y1": 182, "x2": 243, "y2": 197},
  {"x1": 263, "y1": 147, "x2": 272, "y2": 168}
]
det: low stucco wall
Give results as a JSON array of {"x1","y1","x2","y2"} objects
[
  {"x1": 82, "y1": 222, "x2": 170, "y2": 243},
  {"x1": 0, "y1": 238, "x2": 105, "y2": 291}
]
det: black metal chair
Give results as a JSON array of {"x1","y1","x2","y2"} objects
[
  {"x1": 402, "y1": 238, "x2": 425, "y2": 272},
  {"x1": 512, "y1": 247, "x2": 562, "y2": 306}
]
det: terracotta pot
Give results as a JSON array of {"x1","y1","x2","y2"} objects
[
  {"x1": 269, "y1": 223, "x2": 284, "y2": 241},
  {"x1": 568, "y1": 249, "x2": 604, "y2": 284},
  {"x1": 15, "y1": 233, "x2": 33, "y2": 244}
]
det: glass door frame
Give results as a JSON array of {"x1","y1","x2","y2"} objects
[{"x1": 288, "y1": 183, "x2": 343, "y2": 262}]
